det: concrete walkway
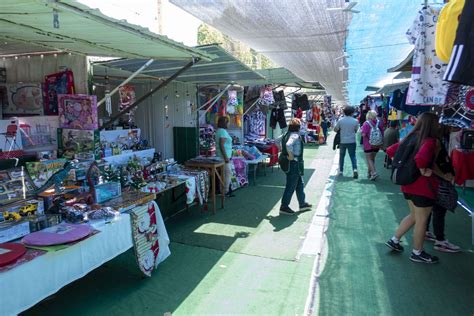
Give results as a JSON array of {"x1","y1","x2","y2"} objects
[{"x1": 25, "y1": 141, "x2": 336, "y2": 315}]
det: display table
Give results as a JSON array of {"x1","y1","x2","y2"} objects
[
  {"x1": 246, "y1": 154, "x2": 269, "y2": 185},
  {"x1": 1, "y1": 214, "x2": 133, "y2": 315},
  {"x1": 451, "y1": 149, "x2": 474, "y2": 186},
  {"x1": 185, "y1": 160, "x2": 224, "y2": 214}
]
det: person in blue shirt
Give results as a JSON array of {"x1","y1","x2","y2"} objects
[{"x1": 216, "y1": 116, "x2": 234, "y2": 197}]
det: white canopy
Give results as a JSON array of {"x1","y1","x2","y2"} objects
[{"x1": 170, "y1": 0, "x2": 352, "y2": 102}]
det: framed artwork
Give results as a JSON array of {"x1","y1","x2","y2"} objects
[
  {"x1": 2, "y1": 84, "x2": 43, "y2": 116},
  {"x1": 43, "y1": 70, "x2": 75, "y2": 115},
  {"x1": 58, "y1": 94, "x2": 98, "y2": 130}
]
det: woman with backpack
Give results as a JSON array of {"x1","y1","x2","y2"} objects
[
  {"x1": 385, "y1": 112, "x2": 453, "y2": 264},
  {"x1": 361, "y1": 110, "x2": 384, "y2": 180}
]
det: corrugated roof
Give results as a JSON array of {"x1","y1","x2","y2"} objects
[
  {"x1": 0, "y1": 0, "x2": 213, "y2": 60},
  {"x1": 387, "y1": 50, "x2": 414, "y2": 73},
  {"x1": 95, "y1": 44, "x2": 265, "y2": 84}
]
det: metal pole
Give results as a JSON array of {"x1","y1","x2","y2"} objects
[
  {"x1": 100, "y1": 57, "x2": 200, "y2": 130},
  {"x1": 195, "y1": 84, "x2": 231, "y2": 112},
  {"x1": 97, "y1": 59, "x2": 154, "y2": 107},
  {"x1": 243, "y1": 98, "x2": 260, "y2": 116}
]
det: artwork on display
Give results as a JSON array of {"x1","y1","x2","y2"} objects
[
  {"x1": 18, "y1": 116, "x2": 58, "y2": 150},
  {"x1": 119, "y1": 84, "x2": 136, "y2": 110},
  {"x1": 58, "y1": 94, "x2": 98, "y2": 130},
  {"x1": 130, "y1": 201, "x2": 170, "y2": 277},
  {"x1": 1, "y1": 84, "x2": 43, "y2": 116},
  {"x1": 43, "y1": 70, "x2": 75, "y2": 116},
  {"x1": 57, "y1": 128, "x2": 100, "y2": 160}
]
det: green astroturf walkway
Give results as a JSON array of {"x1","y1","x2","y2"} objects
[
  {"x1": 24, "y1": 143, "x2": 336, "y2": 316},
  {"x1": 318, "y1": 146, "x2": 474, "y2": 315}
]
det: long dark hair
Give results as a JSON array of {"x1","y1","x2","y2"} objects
[{"x1": 402, "y1": 112, "x2": 440, "y2": 149}]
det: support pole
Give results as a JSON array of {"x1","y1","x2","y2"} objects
[
  {"x1": 100, "y1": 58, "x2": 200, "y2": 130},
  {"x1": 198, "y1": 85, "x2": 232, "y2": 121},
  {"x1": 195, "y1": 84, "x2": 231, "y2": 112},
  {"x1": 97, "y1": 59, "x2": 154, "y2": 107}
]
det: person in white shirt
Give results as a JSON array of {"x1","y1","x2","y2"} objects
[{"x1": 334, "y1": 106, "x2": 360, "y2": 179}]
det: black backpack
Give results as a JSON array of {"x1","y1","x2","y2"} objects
[{"x1": 391, "y1": 134, "x2": 421, "y2": 185}]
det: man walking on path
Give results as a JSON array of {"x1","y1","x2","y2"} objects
[{"x1": 334, "y1": 106, "x2": 360, "y2": 179}]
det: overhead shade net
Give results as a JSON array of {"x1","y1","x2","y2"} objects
[
  {"x1": 95, "y1": 44, "x2": 264, "y2": 84},
  {"x1": 0, "y1": 0, "x2": 212, "y2": 60},
  {"x1": 170, "y1": 0, "x2": 352, "y2": 102},
  {"x1": 346, "y1": 0, "x2": 445, "y2": 105}
]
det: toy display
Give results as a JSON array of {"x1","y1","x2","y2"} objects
[
  {"x1": 18, "y1": 116, "x2": 58, "y2": 150},
  {"x1": 0, "y1": 168, "x2": 35, "y2": 206},
  {"x1": 43, "y1": 70, "x2": 75, "y2": 115},
  {"x1": 0, "y1": 221, "x2": 30, "y2": 243},
  {"x1": 58, "y1": 94, "x2": 98, "y2": 130},
  {"x1": 57, "y1": 128, "x2": 100, "y2": 160}
]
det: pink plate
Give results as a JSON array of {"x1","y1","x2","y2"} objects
[{"x1": 22, "y1": 223, "x2": 92, "y2": 246}]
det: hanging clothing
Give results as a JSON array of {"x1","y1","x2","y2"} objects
[
  {"x1": 270, "y1": 108, "x2": 287, "y2": 129},
  {"x1": 249, "y1": 110, "x2": 266, "y2": 136},
  {"x1": 443, "y1": 0, "x2": 474, "y2": 86},
  {"x1": 406, "y1": 5, "x2": 448, "y2": 106},
  {"x1": 440, "y1": 84, "x2": 474, "y2": 129}
]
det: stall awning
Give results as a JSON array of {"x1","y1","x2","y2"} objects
[
  {"x1": 247, "y1": 68, "x2": 325, "y2": 90},
  {"x1": 387, "y1": 50, "x2": 414, "y2": 73},
  {"x1": 95, "y1": 44, "x2": 265, "y2": 84},
  {"x1": 376, "y1": 81, "x2": 410, "y2": 95},
  {"x1": 365, "y1": 86, "x2": 381, "y2": 92},
  {"x1": 0, "y1": 0, "x2": 213, "y2": 60}
]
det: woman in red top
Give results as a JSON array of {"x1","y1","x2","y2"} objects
[{"x1": 385, "y1": 112, "x2": 453, "y2": 264}]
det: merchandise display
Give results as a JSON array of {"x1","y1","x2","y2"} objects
[
  {"x1": 58, "y1": 94, "x2": 98, "y2": 130},
  {"x1": 0, "y1": 243, "x2": 27, "y2": 267},
  {"x1": 21, "y1": 223, "x2": 93, "y2": 246}
]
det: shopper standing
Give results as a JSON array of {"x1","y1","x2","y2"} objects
[
  {"x1": 216, "y1": 116, "x2": 234, "y2": 197},
  {"x1": 385, "y1": 112, "x2": 451, "y2": 264},
  {"x1": 361, "y1": 110, "x2": 384, "y2": 180},
  {"x1": 279, "y1": 118, "x2": 312, "y2": 215},
  {"x1": 334, "y1": 106, "x2": 359, "y2": 179}
]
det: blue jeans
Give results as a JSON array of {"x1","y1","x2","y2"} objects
[
  {"x1": 339, "y1": 143, "x2": 357, "y2": 172},
  {"x1": 281, "y1": 161, "x2": 306, "y2": 208}
]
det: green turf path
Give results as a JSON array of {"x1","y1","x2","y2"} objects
[
  {"x1": 318, "y1": 147, "x2": 474, "y2": 315},
  {"x1": 24, "y1": 144, "x2": 335, "y2": 315}
]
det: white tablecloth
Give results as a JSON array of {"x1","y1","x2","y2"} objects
[{"x1": 1, "y1": 214, "x2": 133, "y2": 316}]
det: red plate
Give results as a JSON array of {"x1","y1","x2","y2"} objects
[{"x1": 0, "y1": 243, "x2": 27, "y2": 267}]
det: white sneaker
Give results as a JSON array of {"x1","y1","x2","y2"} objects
[
  {"x1": 338, "y1": 170, "x2": 343, "y2": 176},
  {"x1": 434, "y1": 240, "x2": 461, "y2": 253},
  {"x1": 424, "y1": 231, "x2": 436, "y2": 242},
  {"x1": 369, "y1": 172, "x2": 379, "y2": 181}
]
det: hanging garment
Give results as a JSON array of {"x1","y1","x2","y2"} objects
[
  {"x1": 272, "y1": 90, "x2": 287, "y2": 109},
  {"x1": 306, "y1": 108, "x2": 313, "y2": 122},
  {"x1": 249, "y1": 110, "x2": 266, "y2": 136},
  {"x1": 435, "y1": 0, "x2": 465, "y2": 63},
  {"x1": 291, "y1": 94, "x2": 310, "y2": 111},
  {"x1": 443, "y1": 0, "x2": 474, "y2": 86},
  {"x1": 270, "y1": 108, "x2": 287, "y2": 129},
  {"x1": 406, "y1": 5, "x2": 448, "y2": 106},
  {"x1": 440, "y1": 84, "x2": 474, "y2": 129}
]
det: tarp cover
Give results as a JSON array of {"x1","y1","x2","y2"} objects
[{"x1": 170, "y1": 0, "x2": 352, "y2": 102}]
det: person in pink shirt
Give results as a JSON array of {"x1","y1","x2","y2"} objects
[{"x1": 361, "y1": 110, "x2": 384, "y2": 180}]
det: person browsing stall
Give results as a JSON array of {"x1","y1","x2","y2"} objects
[
  {"x1": 279, "y1": 118, "x2": 312, "y2": 215},
  {"x1": 216, "y1": 116, "x2": 234, "y2": 197}
]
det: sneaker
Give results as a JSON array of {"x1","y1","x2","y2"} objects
[
  {"x1": 299, "y1": 202, "x2": 312, "y2": 211},
  {"x1": 337, "y1": 170, "x2": 343, "y2": 176},
  {"x1": 353, "y1": 169, "x2": 359, "y2": 179},
  {"x1": 279, "y1": 206, "x2": 296, "y2": 215},
  {"x1": 424, "y1": 231, "x2": 436, "y2": 242},
  {"x1": 409, "y1": 250, "x2": 439, "y2": 264},
  {"x1": 434, "y1": 240, "x2": 461, "y2": 253},
  {"x1": 385, "y1": 239, "x2": 404, "y2": 252},
  {"x1": 369, "y1": 172, "x2": 379, "y2": 181}
]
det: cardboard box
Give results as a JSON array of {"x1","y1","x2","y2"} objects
[
  {"x1": 4, "y1": 199, "x2": 45, "y2": 215},
  {"x1": 57, "y1": 128, "x2": 100, "y2": 160},
  {"x1": 0, "y1": 221, "x2": 30, "y2": 243}
]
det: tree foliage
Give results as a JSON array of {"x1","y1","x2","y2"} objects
[{"x1": 197, "y1": 23, "x2": 275, "y2": 70}]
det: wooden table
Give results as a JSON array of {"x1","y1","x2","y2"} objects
[{"x1": 185, "y1": 160, "x2": 225, "y2": 214}]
